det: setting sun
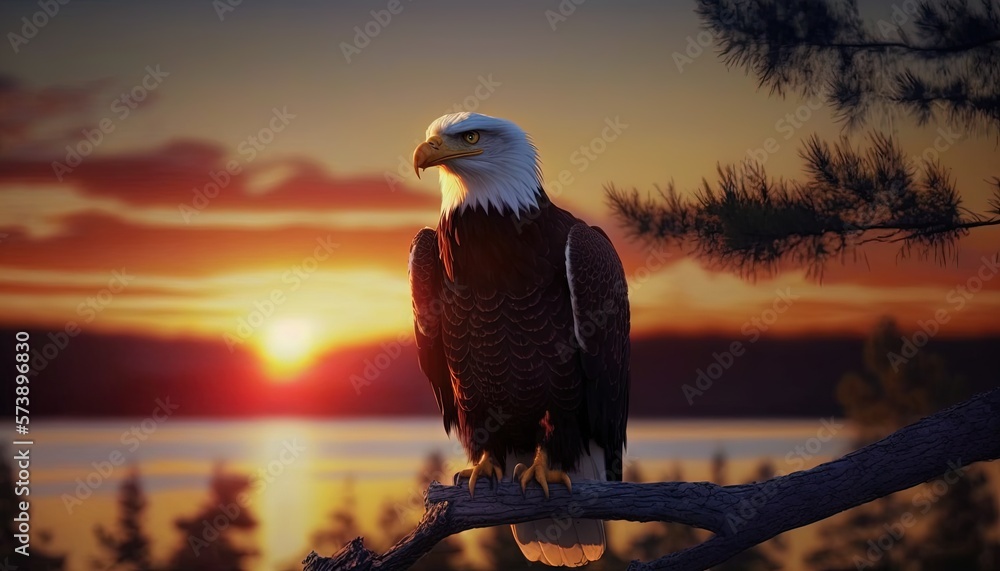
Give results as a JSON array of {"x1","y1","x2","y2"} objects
[{"x1": 259, "y1": 318, "x2": 318, "y2": 380}]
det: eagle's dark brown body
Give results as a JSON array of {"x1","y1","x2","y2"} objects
[{"x1": 409, "y1": 190, "x2": 630, "y2": 481}]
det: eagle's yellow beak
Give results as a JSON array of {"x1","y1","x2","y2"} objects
[{"x1": 412, "y1": 135, "x2": 483, "y2": 179}]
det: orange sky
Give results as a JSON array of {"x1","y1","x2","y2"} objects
[{"x1": 1, "y1": 0, "x2": 998, "y2": 369}]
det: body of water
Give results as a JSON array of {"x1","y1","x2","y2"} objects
[{"x1": 24, "y1": 417, "x2": 992, "y2": 570}]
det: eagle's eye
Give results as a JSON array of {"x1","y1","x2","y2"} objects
[{"x1": 462, "y1": 131, "x2": 480, "y2": 145}]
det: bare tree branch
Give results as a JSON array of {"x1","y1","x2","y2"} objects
[{"x1": 302, "y1": 388, "x2": 1000, "y2": 571}]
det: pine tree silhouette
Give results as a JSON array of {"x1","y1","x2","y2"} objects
[
  {"x1": 836, "y1": 317, "x2": 965, "y2": 443},
  {"x1": 805, "y1": 318, "x2": 999, "y2": 570},
  {"x1": 312, "y1": 476, "x2": 364, "y2": 557},
  {"x1": 167, "y1": 463, "x2": 258, "y2": 571},
  {"x1": 374, "y1": 452, "x2": 470, "y2": 571},
  {"x1": 910, "y1": 466, "x2": 1000, "y2": 569},
  {"x1": 805, "y1": 496, "x2": 912, "y2": 571},
  {"x1": 92, "y1": 467, "x2": 153, "y2": 571}
]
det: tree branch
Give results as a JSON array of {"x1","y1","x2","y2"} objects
[
  {"x1": 790, "y1": 34, "x2": 1000, "y2": 55},
  {"x1": 607, "y1": 132, "x2": 1000, "y2": 278},
  {"x1": 302, "y1": 388, "x2": 1000, "y2": 571},
  {"x1": 738, "y1": 217, "x2": 1000, "y2": 240},
  {"x1": 695, "y1": 0, "x2": 1000, "y2": 136}
]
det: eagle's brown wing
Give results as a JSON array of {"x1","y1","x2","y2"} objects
[
  {"x1": 409, "y1": 227, "x2": 458, "y2": 433},
  {"x1": 565, "y1": 223, "x2": 631, "y2": 480}
]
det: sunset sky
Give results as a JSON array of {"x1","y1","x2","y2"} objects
[{"x1": 2, "y1": 0, "x2": 998, "y2": 376}]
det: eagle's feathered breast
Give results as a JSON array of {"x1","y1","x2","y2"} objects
[{"x1": 410, "y1": 191, "x2": 630, "y2": 480}]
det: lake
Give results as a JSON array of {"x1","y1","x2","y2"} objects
[{"x1": 23, "y1": 418, "x2": 998, "y2": 570}]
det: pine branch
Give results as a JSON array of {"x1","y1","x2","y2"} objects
[
  {"x1": 788, "y1": 34, "x2": 1000, "y2": 54},
  {"x1": 607, "y1": 133, "x2": 999, "y2": 278},
  {"x1": 302, "y1": 389, "x2": 1000, "y2": 571},
  {"x1": 695, "y1": 0, "x2": 1000, "y2": 136}
]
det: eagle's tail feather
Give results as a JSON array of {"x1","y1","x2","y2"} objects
[{"x1": 509, "y1": 443, "x2": 607, "y2": 567}]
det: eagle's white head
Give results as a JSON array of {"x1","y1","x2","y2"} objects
[{"x1": 413, "y1": 112, "x2": 543, "y2": 217}]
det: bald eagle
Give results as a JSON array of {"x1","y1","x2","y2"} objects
[{"x1": 408, "y1": 112, "x2": 630, "y2": 567}]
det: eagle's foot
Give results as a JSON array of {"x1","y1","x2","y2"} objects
[
  {"x1": 456, "y1": 451, "x2": 503, "y2": 498},
  {"x1": 513, "y1": 447, "x2": 572, "y2": 499}
]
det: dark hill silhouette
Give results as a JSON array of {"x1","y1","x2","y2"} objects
[{"x1": 2, "y1": 327, "x2": 995, "y2": 418}]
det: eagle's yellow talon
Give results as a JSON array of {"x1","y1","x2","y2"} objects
[
  {"x1": 518, "y1": 448, "x2": 572, "y2": 499},
  {"x1": 536, "y1": 471, "x2": 549, "y2": 498},
  {"x1": 458, "y1": 451, "x2": 502, "y2": 498}
]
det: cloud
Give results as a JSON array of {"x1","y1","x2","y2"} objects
[
  {"x1": 2, "y1": 72, "x2": 998, "y2": 343},
  {"x1": 0, "y1": 73, "x2": 131, "y2": 159},
  {"x1": 0, "y1": 138, "x2": 439, "y2": 241},
  {"x1": 0, "y1": 263, "x2": 415, "y2": 349},
  {"x1": 627, "y1": 258, "x2": 1000, "y2": 336},
  {"x1": 0, "y1": 184, "x2": 435, "y2": 238}
]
